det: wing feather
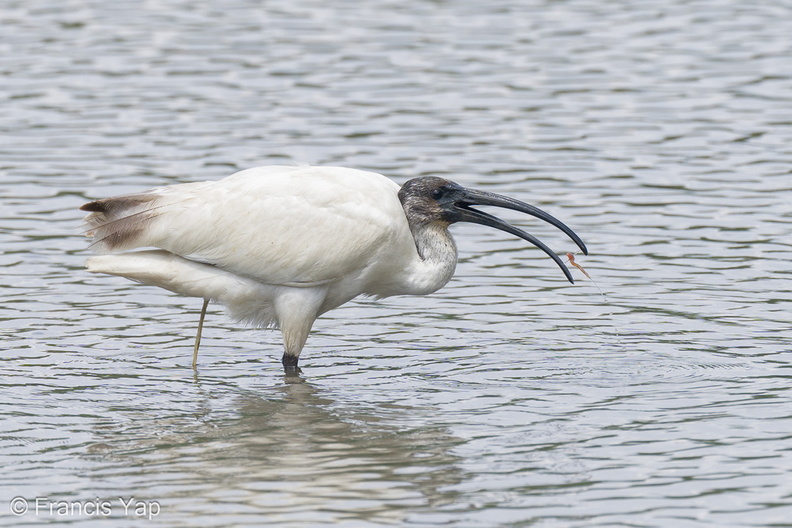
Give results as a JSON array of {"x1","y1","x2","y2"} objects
[{"x1": 81, "y1": 166, "x2": 409, "y2": 288}]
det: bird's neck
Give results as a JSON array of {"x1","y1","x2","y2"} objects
[{"x1": 405, "y1": 221, "x2": 458, "y2": 295}]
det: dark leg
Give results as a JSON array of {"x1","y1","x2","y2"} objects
[
  {"x1": 282, "y1": 353, "x2": 301, "y2": 373},
  {"x1": 192, "y1": 298, "x2": 209, "y2": 369}
]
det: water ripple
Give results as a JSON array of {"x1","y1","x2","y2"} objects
[{"x1": 2, "y1": 0, "x2": 792, "y2": 526}]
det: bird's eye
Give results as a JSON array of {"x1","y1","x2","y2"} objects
[{"x1": 432, "y1": 188, "x2": 444, "y2": 200}]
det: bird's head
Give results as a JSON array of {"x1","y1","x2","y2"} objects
[{"x1": 398, "y1": 176, "x2": 588, "y2": 283}]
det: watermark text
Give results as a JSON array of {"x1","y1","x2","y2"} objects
[{"x1": 9, "y1": 496, "x2": 160, "y2": 520}]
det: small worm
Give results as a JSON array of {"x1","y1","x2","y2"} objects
[{"x1": 566, "y1": 252, "x2": 591, "y2": 280}]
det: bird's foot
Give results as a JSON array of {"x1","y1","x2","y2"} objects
[{"x1": 281, "y1": 353, "x2": 301, "y2": 375}]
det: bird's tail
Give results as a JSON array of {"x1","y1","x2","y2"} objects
[
  {"x1": 80, "y1": 192, "x2": 164, "y2": 253},
  {"x1": 80, "y1": 181, "x2": 212, "y2": 253}
]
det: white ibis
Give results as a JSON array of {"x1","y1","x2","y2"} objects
[{"x1": 81, "y1": 165, "x2": 587, "y2": 371}]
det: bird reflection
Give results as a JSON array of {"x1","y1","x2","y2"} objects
[{"x1": 88, "y1": 375, "x2": 466, "y2": 523}]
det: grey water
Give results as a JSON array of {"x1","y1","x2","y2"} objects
[{"x1": 2, "y1": 0, "x2": 792, "y2": 526}]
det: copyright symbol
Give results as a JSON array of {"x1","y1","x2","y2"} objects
[{"x1": 10, "y1": 497, "x2": 28, "y2": 516}]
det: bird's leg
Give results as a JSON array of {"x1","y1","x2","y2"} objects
[
  {"x1": 192, "y1": 298, "x2": 209, "y2": 369},
  {"x1": 275, "y1": 289, "x2": 325, "y2": 373},
  {"x1": 281, "y1": 325, "x2": 307, "y2": 374}
]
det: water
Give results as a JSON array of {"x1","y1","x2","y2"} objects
[{"x1": 2, "y1": 0, "x2": 792, "y2": 526}]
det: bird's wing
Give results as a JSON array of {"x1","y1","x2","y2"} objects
[{"x1": 82, "y1": 166, "x2": 411, "y2": 287}]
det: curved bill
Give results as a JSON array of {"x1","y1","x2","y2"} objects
[{"x1": 454, "y1": 188, "x2": 588, "y2": 284}]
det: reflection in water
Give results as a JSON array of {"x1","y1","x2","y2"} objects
[{"x1": 89, "y1": 375, "x2": 465, "y2": 524}]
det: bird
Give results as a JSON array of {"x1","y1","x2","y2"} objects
[{"x1": 80, "y1": 165, "x2": 587, "y2": 372}]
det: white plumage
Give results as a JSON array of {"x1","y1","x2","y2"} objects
[{"x1": 82, "y1": 165, "x2": 586, "y2": 371}]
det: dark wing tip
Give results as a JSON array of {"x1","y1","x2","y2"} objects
[
  {"x1": 80, "y1": 201, "x2": 104, "y2": 212},
  {"x1": 80, "y1": 194, "x2": 158, "y2": 214}
]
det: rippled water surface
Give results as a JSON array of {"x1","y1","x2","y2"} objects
[{"x1": 2, "y1": 0, "x2": 792, "y2": 526}]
